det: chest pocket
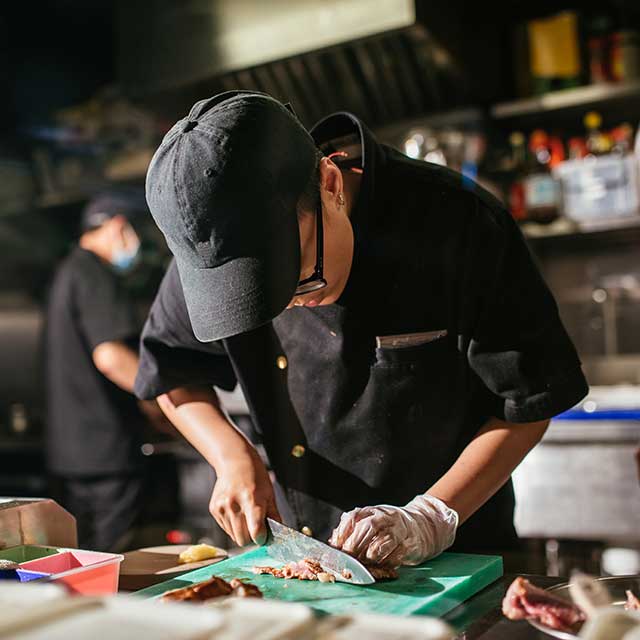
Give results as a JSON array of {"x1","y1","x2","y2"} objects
[
  {"x1": 373, "y1": 331, "x2": 450, "y2": 368},
  {"x1": 311, "y1": 331, "x2": 463, "y2": 492}
]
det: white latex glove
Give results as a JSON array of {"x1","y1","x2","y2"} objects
[{"x1": 328, "y1": 494, "x2": 459, "y2": 567}]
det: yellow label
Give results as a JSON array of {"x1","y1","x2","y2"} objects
[{"x1": 528, "y1": 11, "x2": 580, "y2": 77}]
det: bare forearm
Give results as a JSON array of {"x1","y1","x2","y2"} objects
[
  {"x1": 156, "y1": 386, "x2": 257, "y2": 472},
  {"x1": 428, "y1": 416, "x2": 549, "y2": 523},
  {"x1": 92, "y1": 341, "x2": 139, "y2": 393}
]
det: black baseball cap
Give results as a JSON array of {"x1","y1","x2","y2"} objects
[
  {"x1": 81, "y1": 187, "x2": 147, "y2": 232},
  {"x1": 145, "y1": 91, "x2": 318, "y2": 342}
]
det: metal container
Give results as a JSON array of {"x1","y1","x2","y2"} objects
[
  {"x1": 0, "y1": 498, "x2": 77, "y2": 549},
  {"x1": 513, "y1": 408, "x2": 640, "y2": 542}
]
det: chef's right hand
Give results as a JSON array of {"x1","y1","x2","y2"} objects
[{"x1": 209, "y1": 448, "x2": 281, "y2": 547}]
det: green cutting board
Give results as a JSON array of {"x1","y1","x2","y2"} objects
[{"x1": 137, "y1": 548, "x2": 503, "y2": 617}]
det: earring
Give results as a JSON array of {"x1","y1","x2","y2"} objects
[{"x1": 337, "y1": 193, "x2": 345, "y2": 207}]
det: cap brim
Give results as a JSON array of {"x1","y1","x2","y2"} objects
[{"x1": 176, "y1": 242, "x2": 300, "y2": 343}]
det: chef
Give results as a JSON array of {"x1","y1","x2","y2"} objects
[
  {"x1": 46, "y1": 190, "x2": 146, "y2": 552},
  {"x1": 134, "y1": 92, "x2": 588, "y2": 567}
]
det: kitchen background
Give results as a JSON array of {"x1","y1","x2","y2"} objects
[{"x1": 1, "y1": 0, "x2": 639, "y2": 576}]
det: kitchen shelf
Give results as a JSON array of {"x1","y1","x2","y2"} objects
[
  {"x1": 491, "y1": 80, "x2": 640, "y2": 120},
  {"x1": 524, "y1": 217, "x2": 640, "y2": 251}
]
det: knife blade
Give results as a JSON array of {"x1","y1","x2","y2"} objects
[{"x1": 265, "y1": 518, "x2": 375, "y2": 585}]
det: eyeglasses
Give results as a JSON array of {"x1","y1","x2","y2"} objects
[{"x1": 294, "y1": 200, "x2": 327, "y2": 296}]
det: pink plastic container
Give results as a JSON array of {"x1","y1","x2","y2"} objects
[{"x1": 20, "y1": 549, "x2": 123, "y2": 594}]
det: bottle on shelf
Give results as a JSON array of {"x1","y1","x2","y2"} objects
[
  {"x1": 523, "y1": 129, "x2": 560, "y2": 223},
  {"x1": 584, "y1": 111, "x2": 607, "y2": 155},
  {"x1": 568, "y1": 137, "x2": 588, "y2": 160},
  {"x1": 508, "y1": 131, "x2": 527, "y2": 221},
  {"x1": 610, "y1": 123, "x2": 634, "y2": 154}
]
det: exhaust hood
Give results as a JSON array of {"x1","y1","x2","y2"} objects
[
  {"x1": 119, "y1": 0, "x2": 464, "y2": 128},
  {"x1": 119, "y1": 0, "x2": 414, "y2": 94}
]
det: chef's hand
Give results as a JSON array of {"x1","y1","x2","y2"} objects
[
  {"x1": 329, "y1": 494, "x2": 458, "y2": 567},
  {"x1": 209, "y1": 448, "x2": 281, "y2": 547}
]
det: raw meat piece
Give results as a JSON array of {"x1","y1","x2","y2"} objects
[
  {"x1": 0, "y1": 560, "x2": 19, "y2": 571},
  {"x1": 230, "y1": 578, "x2": 263, "y2": 598},
  {"x1": 161, "y1": 575, "x2": 263, "y2": 602},
  {"x1": 366, "y1": 564, "x2": 399, "y2": 581},
  {"x1": 253, "y1": 558, "x2": 325, "y2": 580},
  {"x1": 317, "y1": 572, "x2": 335, "y2": 583},
  {"x1": 502, "y1": 577, "x2": 586, "y2": 632},
  {"x1": 253, "y1": 557, "x2": 398, "y2": 582},
  {"x1": 626, "y1": 590, "x2": 640, "y2": 611}
]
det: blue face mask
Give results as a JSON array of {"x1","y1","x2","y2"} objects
[{"x1": 111, "y1": 244, "x2": 140, "y2": 273}]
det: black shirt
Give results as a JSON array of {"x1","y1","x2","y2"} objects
[
  {"x1": 46, "y1": 247, "x2": 142, "y2": 475},
  {"x1": 135, "y1": 114, "x2": 588, "y2": 551}
]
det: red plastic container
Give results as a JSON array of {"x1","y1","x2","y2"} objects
[{"x1": 20, "y1": 549, "x2": 123, "y2": 594}]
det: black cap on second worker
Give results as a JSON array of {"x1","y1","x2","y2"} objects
[{"x1": 145, "y1": 91, "x2": 318, "y2": 342}]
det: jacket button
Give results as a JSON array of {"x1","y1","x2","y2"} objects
[
  {"x1": 301, "y1": 526, "x2": 313, "y2": 537},
  {"x1": 276, "y1": 355, "x2": 288, "y2": 370},
  {"x1": 291, "y1": 444, "x2": 306, "y2": 458}
]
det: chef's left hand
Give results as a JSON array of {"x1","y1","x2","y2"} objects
[{"x1": 329, "y1": 494, "x2": 459, "y2": 567}]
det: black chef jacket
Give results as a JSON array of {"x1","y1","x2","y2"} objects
[
  {"x1": 46, "y1": 247, "x2": 143, "y2": 476},
  {"x1": 134, "y1": 113, "x2": 588, "y2": 551}
]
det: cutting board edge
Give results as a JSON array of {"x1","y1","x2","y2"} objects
[{"x1": 412, "y1": 555, "x2": 504, "y2": 618}]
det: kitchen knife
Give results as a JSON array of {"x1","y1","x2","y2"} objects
[{"x1": 265, "y1": 518, "x2": 375, "y2": 585}]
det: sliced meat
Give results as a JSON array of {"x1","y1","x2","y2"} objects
[
  {"x1": 230, "y1": 578, "x2": 263, "y2": 598},
  {"x1": 253, "y1": 557, "x2": 398, "y2": 582},
  {"x1": 366, "y1": 564, "x2": 399, "y2": 581},
  {"x1": 253, "y1": 558, "x2": 325, "y2": 580},
  {"x1": 502, "y1": 577, "x2": 586, "y2": 632},
  {"x1": 161, "y1": 575, "x2": 262, "y2": 602},
  {"x1": 626, "y1": 590, "x2": 640, "y2": 611}
]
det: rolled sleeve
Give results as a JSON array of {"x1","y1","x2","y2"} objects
[
  {"x1": 466, "y1": 206, "x2": 588, "y2": 423},
  {"x1": 134, "y1": 260, "x2": 237, "y2": 400}
]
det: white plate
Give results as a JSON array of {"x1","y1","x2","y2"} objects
[{"x1": 528, "y1": 576, "x2": 640, "y2": 639}]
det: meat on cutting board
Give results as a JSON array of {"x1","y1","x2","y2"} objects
[
  {"x1": 161, "y1": 576, "x2": 262, "y2": 602},
  {"x1": 253, "y1": 558, "x2": 335, "y2": 582},
  {"x1": 626, "y1": 590, "x2": 640, "y2": 611},
  {"x1": 502, "y1": 577, "x2": 586, "y2": 632},
  {"x1": 253, "y1": 557, "x2": 398, "y2": 582}
]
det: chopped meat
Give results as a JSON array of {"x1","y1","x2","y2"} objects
[
  {"x1": 365, "y1": 564, "x2": 399, "y2": 581},
  {"x1": 253, "y1": 558, "x2": 325, "y2": 581},
  {"x1": 253, "y1": 557, "x2": 398, "y2": 582},
  {"x1": 502, "y1": 577, "x2": 586, "y2": 632},
  {"x1": 161, "y1": 576, "x2": 233, "y2": 602},
  {"x1": 0, "y1": 560, "x2": 20, "y2": 571},
  {"x1": 230, "y1": 578, "x2": 263, "y2": 598},
  {"x1": 626, "y1": 590, "x2": 640, "y2": 611},
  {"x1": 161, "y1": 575, "x2": 262, "y2": 602},
  {"x1": 317, "y1": 572, "x2": 335, "y2": 583}
]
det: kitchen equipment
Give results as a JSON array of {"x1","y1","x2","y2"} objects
[
  {"x1": 0, "y1": 499, "x2": 77, "y2": 549},
  {"x1": 138, "y1": 547, "x2": 503, "y2": 618},
  {"x1": 265, "y1": 518, "x2": 374, "y2": 585},
  {"x1": 0, "y1": 546, "x2": 123, "y2": 595},
  {"x1": 120, "y1": 544, "x2": 227, "y2": 591},
  {"x1": 553, "y1": 154, "x2": 640, "y2": 228},
  {"x1": 527, "y1": 575, "x2": 640, "y2": 639}
]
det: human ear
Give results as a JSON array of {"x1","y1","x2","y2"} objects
[{"x1": 319, "y1": 157, "x2": 344, "y2": 199}]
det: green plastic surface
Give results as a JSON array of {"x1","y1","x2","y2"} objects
[
  {"x1": 0, "y1": 545, "x2": 59, "y2": 564},
  {"x1": 138, "y1": 548, "x2": 503, "y2": 617}
]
